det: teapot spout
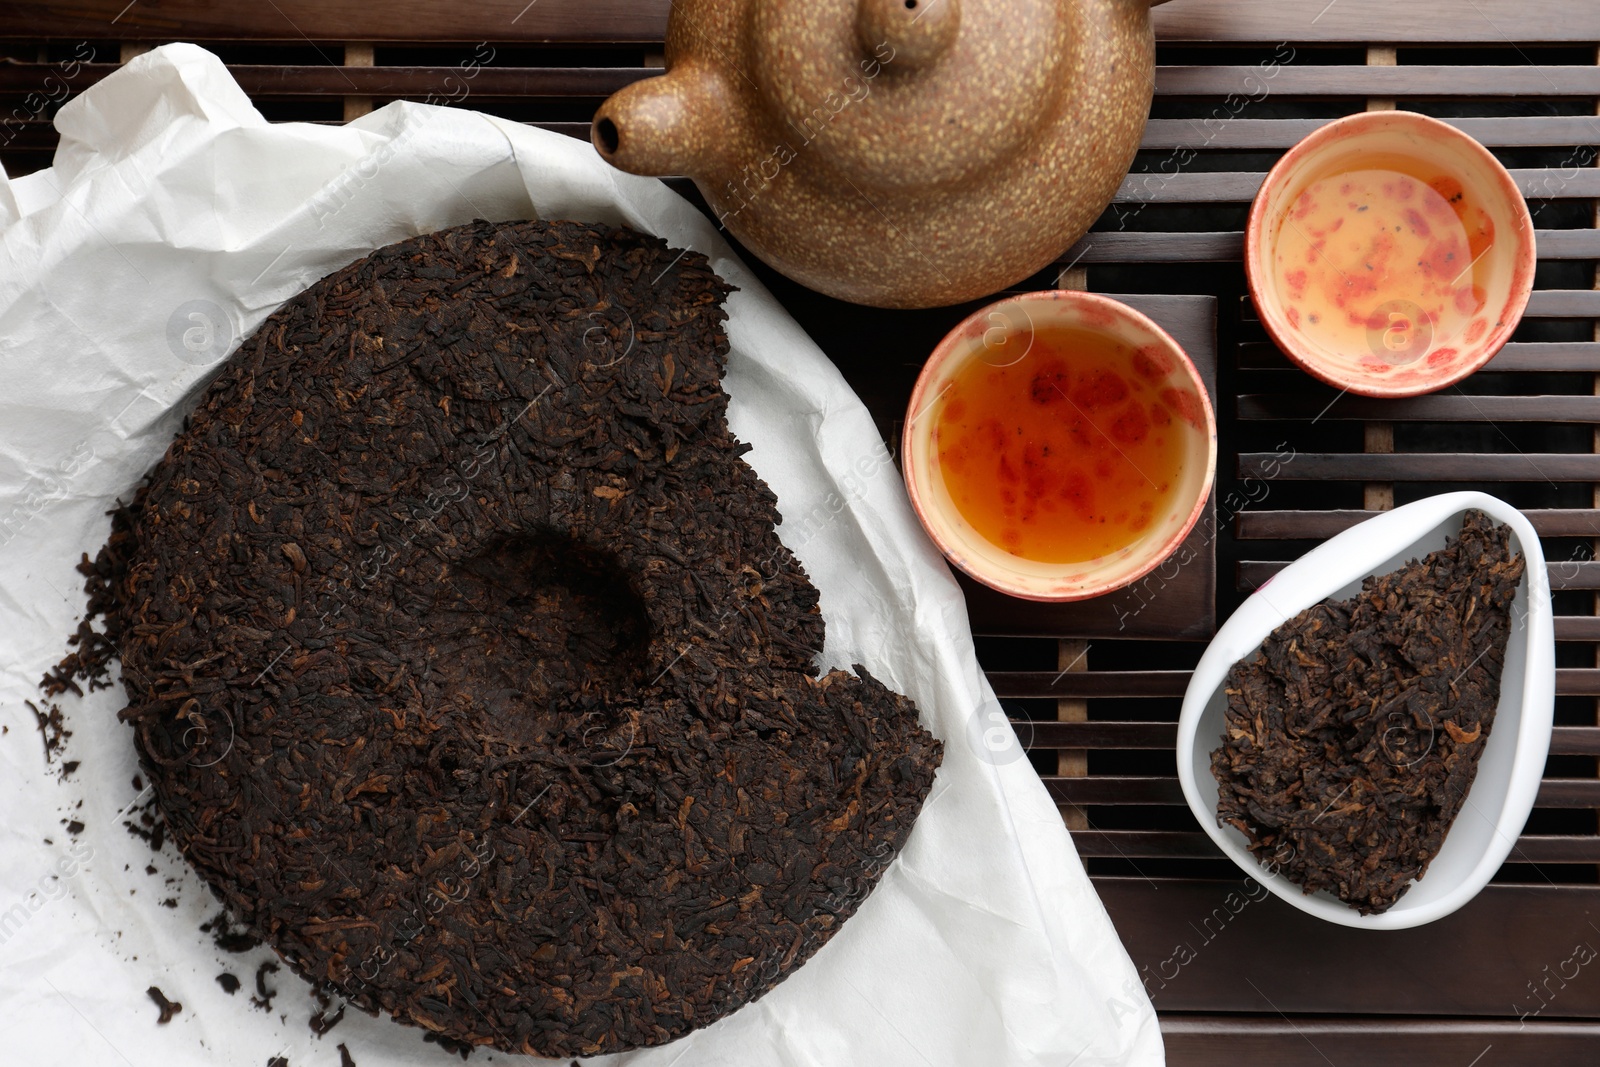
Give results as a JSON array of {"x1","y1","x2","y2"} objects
[{"x1": 592, "y1": 65, "x2": 729, "y2": 178}]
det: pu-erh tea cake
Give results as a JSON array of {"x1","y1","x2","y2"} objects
[
  {"x1": 53, "y1": 219, "x2": 943, "y2": 1057},
  {"x1": 1211, "y1": 510, "x2": 1524, "y2": 914}
]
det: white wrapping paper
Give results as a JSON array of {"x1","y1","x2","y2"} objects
[{"x1": 0, "y1": 45, "x2": 1161, "y2": 1067}]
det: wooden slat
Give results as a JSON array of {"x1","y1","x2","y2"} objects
[
  {"x1": 1044, "y1": 776, "x2": 1187, "y2": 806},
  {"x1": 1095, "y1": 718, "x2": 1597, "y2": 756},
  {"x1": 1057, "y1": 637, "x2": 1090, "y2": 833},
  {"x1": 531, "y1": 121, "x2": 591, "y2": 140},
  {"x1": 231, "y1": 64, "x2": 653, "y2": 97},
  {"x1": 1243, "y1": 289, "x2": 1600, "y2": 320},
  {"x1": 1115, "y1": 170, "x2": 1268, "y2": 205},
  {"x1": 1076, "y1": 831, "x2": 1219, "y2": 860},
  {"x1": 1162, "y1": 1017, "x2": 1600, "y2": 1066},
  {"x1": 1078, "y1": 831, "x2": 1600, "y2": 862},
  {"x1": 1552, "y1": 724, "x2": 1600, "y2": 754},
  {"x1": 1031, "y1": 711, "x2": 1595, "y2": 764},
  {"x1": 1070, "y1": 228, "x2": 1595, "y2": 264},
  {"x1": 1022, "y1": 721, "x2": 1180, "y2": 750},
  {"x1": 1240, "y1": 564, "x2": 1600, "y2": 637},
  {"x1": 1028, "y1": 719, "x2": 1597, "y2": 758},
  {"x1": 1239, "y1": 559, "x2": 1600, "y2": 592},
  {"x1": 81, "y1": 111, "x2": 1593, "y2": 168},
  {"x1": 0, "y1": 0, "x2": 672, "y2": 42},
  {"x1": 1528, "y1": 289, "x2": 1600, "y2": 317},
  {"x1": 8, "y1": 0, "x2": 1591, "y2": 45},
  {"x1": 1143, "y1": 115, "x2": 1600, "y2": 151},
  {"x1": 15, "y1": 62, "x2": 1600, "y2": 103},
  {"x1": 1239, "y1": 340, "x2": 1600, "y2": 372},
  {"x1": 1028, "y1": 720, "x2": 1599, "y2": 756},
  {"x1": 988, "y1": 670, "x2": 1191, "y2": 699},
  {"x1": 1236, "y1": 508, "x2": 1600, "y2": 539},
  {"x1": 1152, "y1": 0, "x2": 1600, "y2": 43},
  {"x1": 1117, "y1": 167, "x2": 1600, "y2": 205},
  {"x1": 1238, "y1": 393, "x2": 1600, "y2": 423},
  {"x1": 1536, "y1": 228, "x2": 1600, "y2": 258},
  {"x1": 1239, "y1": 451, "x2": 1600, "y2": 481},
  {"x1": 1517, "y1": 835, "x2": 1600, "y2": 862},
  {"x1": 1069, "y1": 232, "x2": 1242, "y2": 264},
  {"x1": 0, "y1": 61, "x2": 653, "y2": 97},
  {"x1": 342, "y1": 42, "x2": 373, "y2": 122},
  {"x1": 0, "y1": 115, "x2": 588, "y2": 151},
  {"x1": 0, "y1": 118, "x2": 57, "y2": 150},
  {"x1": 1100, "y1": 879, "x2": 1600, "y2": 1019},
  {"x1": 8, "y1": 63, "x2": 1600, "y2": 110},
  {"x1": 1543, "y1": 675, "x2": 1600, "y2": 701},
  {"x1": 1557, "y1": 616, "x2": 1600, "y2": 642},
  {"x1": 1053, "y1": 773, "x2": 1594, "y2": 808},
  {"x1": 1156, "y1": 64, "x2": 1600, "y2": 97}
]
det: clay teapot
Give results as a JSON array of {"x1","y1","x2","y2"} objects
[{"x1": 592, "y1": 0, "x2": 1176, "y2": 309}]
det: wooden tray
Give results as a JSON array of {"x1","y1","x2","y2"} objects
[{"x1": 3, "y1": 2, "x2": 1598, "y2": 1062}]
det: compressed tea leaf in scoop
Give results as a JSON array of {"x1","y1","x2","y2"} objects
[{"x1": 1212, "y1": 509, "x2": 1524, "y2": 914}]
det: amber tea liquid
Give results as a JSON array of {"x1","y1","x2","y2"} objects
[
  {"x1": 931, "y1": 326, "x2": 1196, "y2": 565},
  {"x1": 1271, "y1": 153, "x2": 1497, "y2": 360}
]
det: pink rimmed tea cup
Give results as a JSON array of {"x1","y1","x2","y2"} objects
[{"x1": 902, "y1": 291, "x2": 1217, "y2": 602}]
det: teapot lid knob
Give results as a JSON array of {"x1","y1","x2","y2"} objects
[{"x1": 857, "y1": 0, "x2": 961, "y2": 70}]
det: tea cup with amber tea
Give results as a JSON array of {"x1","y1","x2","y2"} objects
[
  {"x1": 1245, "y1": 109, "x2": 1536, "y2": 398},
  {"x1": 902, "y1": 291, "x2": 1217, "y2": 602}
]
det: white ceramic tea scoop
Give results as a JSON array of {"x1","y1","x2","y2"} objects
[{"x1": 1177, "y1": 491, "x2": 1554, "y2": 929}]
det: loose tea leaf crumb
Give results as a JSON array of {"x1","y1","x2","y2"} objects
[
  {"x1": 251, "y1": 961, "x2": 279, "y2": 1011},
  {"x1": 217, "y1": 973, "x2": 240, "y2": 995},
  {"x1": 337, "y1": 1045, "x2": 356, "y2": 1067},
  {"x1": 310, "y1": 987, "x2": 346, "y2": 1035},
  {"x1": 26, "y1": 701, "x2": 68, "y2": 763},
  {"x1": 1212, "y1": 510, "x2": 1525, "y2": 914},
  {"x1": 201, "y1": 911, "x2": 260, "y2": 954},
  {"x1": 147, "y1": 986, "x2": 181, "y2": 1024},
  {"x1": 123, "y1": 795, "x2": 164, "y2": 852}
]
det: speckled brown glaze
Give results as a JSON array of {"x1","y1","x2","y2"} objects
[{"x1": 593, "y1": 0, "x2": 1173, "y2": 309}]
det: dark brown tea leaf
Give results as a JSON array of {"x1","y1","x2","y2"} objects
[
  {"x1": 57, "y1": 219, "x2": 942, "y2": 1056},
  {"x1": 1212, "y1": 509, "x2": 1524, "y2": 914}
]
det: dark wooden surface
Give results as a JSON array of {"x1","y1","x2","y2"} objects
[
  {"x1": 1103, "y1": 879, "x2": 1600, "y2": 1014},
  {"x1": 2, "y1": 1, "x2": 1598, "y2": 1061},
  {"x1": 1162, "y1": 1017, "x2": 1600, "y2": 1065},
  {"x1": 0, "y1": 0, "x2": 676, "y2": 42},
  {"x1": 5, "y1": 0, "x2": 1597, "y2": 43}
]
